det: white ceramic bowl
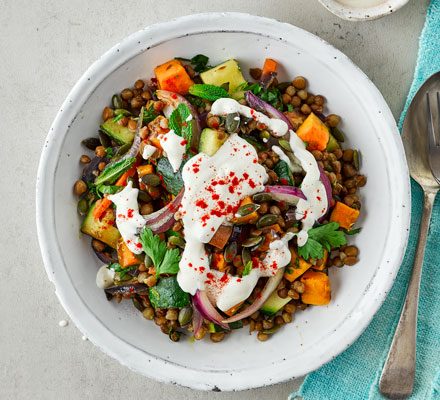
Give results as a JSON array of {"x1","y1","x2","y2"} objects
[
  {"x1": 36, "y1": 13, "x2": 410, "y2": 391},
  {"x1": 318, "y1": 0, "x2": 409, "y2": 21}
]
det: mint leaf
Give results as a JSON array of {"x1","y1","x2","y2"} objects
[
  {"x1": 188, "y1": 84, "x2": 230, "y2": 101},
  {"x1": 242, "y1": 260, "x2": 252, "y2": 277},
  {"x1": 94, "y1": 157, "x2": 135, "y2": 185},
  {"x1": 149, "y1": 276, "x2": 190, "y2": 308},
  {"x1": 97, "y1": 184, "x2": 122, "y2": 195},
  {"x1": 168, "y1": 103, "x2": 193, "y2": 153}
]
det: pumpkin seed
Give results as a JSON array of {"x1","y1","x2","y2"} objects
[
  {"x1": 225, "y1": 112, "x2": 240, "y2": 133},
  {"x1": 353, "y1": 150, "x2": 361, "y2": 170},
  {"x1": 138, "y1": 190, "x2": 152, "y2": 202},
  {"x1": 224, "y1": 242, "x2": 237, "y2": 263},
  {"x1": 260, "y1": 130, "x2": 270, "y2": 140},
  {"x1": 144, "y1": 254, "x2": 153, "y2": 268},
  {"x1": 242, "y1": 236, "x2": 263, "y2": 248},
  {"x1": 278, "y1": 139, "x2": 292, "y2": 152},
  {"x1": 112, "y1": 94, "x2": 123, "y2": 109},
  {"x1": 256, "y1": 214, "x2": 278, "y2": 228},
  {"x1": 236, "y1": 203, "x2": 260, "y2": 217},
  {"x1": 262, "y1": 325, "x2": 281, "y2": 335},
  {"x1": 241, "y1": 247, "x2": 251, "y2": 266},
  {"x1": 252, "y1": 193, "x2": 272, "y2": 203},
  {"x1": 114, "y1": 108, "x2": 132, "y2": 116},
  {"x1": 99, "y1": 131, "x2": 112, "y2": 148},
  {"x1": 81, "y1": 137, "x2": 101, "y2": 150},
  {"x1": 141, "y1": 174, "x2": 161, "y2": 187},
  {"x1": 331, "y1": 127, "x2": 345, "y2": 142},
  {"x1": 77, "y1": 198, "x2": 89, "y2": 216},
  {"x1": 168, "y1": 236, "x2": 186, "y2": 249},
  {"x1": 178, "y1": 306, "x2": 193, "y2": 326},
  {"x1": 132, "y1": 297, "x2": 144, "y2": 312},
  {"x1": 114, "y1": 143, "x2": 131, "y2": 157}
]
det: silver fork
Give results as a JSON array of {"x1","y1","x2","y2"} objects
[
  {"x1": 379, "y1": 74, "x2": 440, "y2": 399},
  {"x1": 427, "y1": 91, "x2": 440, "y2": 184}
]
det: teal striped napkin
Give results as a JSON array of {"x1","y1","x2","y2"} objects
[{"x1": 291, "y1": 1, "x2": 440, "y2": 399}]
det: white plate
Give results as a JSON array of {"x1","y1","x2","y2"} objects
[{"x1": 36, "y1": 13, "x2": 410, "y2": 391}]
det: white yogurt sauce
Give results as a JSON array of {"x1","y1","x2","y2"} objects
[
  {"x1": 211, "y1": 98, "x2": 289, "y2": 137},
  {"x1": 96, "y1": 265, "x2": 115, "y2": 289},
  {"x1": 108, "y1": 181, "x2": 145, "y2": 254},
  {"x1": 158, "y1": 129, "x2": 186, "y2": 172},
  {"x1": 177, "y1": 133, "x2": 270, "y2": 307},
  {"x1": 288, "y1": 130, "x2": 328, "y2": 246},
  {"x1": 142, "y1": 144, "x2": 157, "y2": 160},
  {"x1": 207, "y1": 233, "x2": 293, "y2": 310}
]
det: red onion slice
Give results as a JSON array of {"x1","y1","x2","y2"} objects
[
  {"x1": 192, "y1": 301, "x2": 203, "y2": 337},
  {"x1": 264, "y1": 185, "x2": 306, "y2": 204},
  {"x1": 318, "y1": 166, "x2": 334, "y2": 222},
  {"x1": 245, "y1": 91, "x2": 294, "y2": 131},
  {"x1": 222, "y1": 268, "x2": 285, "y2": 323},
  {"x1": 193, "y1": 290, "x2": 230, "y2": 330}
]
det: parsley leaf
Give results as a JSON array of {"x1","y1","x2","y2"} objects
[
  {"x1": 298, "y1": 222, "x2": 347, "y2": 260},
  {"x1": 242, "y1": 260, "x2": 253, "y2": 277},
  {"x1": 159, "y1": 248, "x2": 181, "y2": 275},
  {"x1": 139, "y1": 227, "x2": 181, "y2": 277},
  {"x1": 188, "y1": 84, "x2": 229, "y2": 101},
  {"x1": 168, "y1": 103, "x2": 193, "y2": 153}
]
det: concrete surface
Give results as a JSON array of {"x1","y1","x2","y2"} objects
[{"x1": 0, "y1": 0, "x2": 429, "y2": 399}]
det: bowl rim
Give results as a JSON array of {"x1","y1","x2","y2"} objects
[
  {"x1": 317, "y1": 0, "x2": 409, "y2": 21},
  {"x1": 36, "y1": 12, "x2": 411, "y2": 391}
]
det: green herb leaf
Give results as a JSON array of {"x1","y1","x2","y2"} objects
[
  {"x1": 274, "y1": 160, "x2": 294, "y2": 186},
  {"x1": 97, "y1": 184, "x2": 123, "y2": 195},
  {"x1": 156, "y1": 157, "x2": 184, "y2": 195},
  {"x1": 344, "y1": 227, "x2": 362, "y2": 236},
  {"x1": 186, "y1": 95, "x2": 206, "y2": 108},
  {"x1": 94, "y1": 157, "x2": 135, "y2": 185},
  {"x1": 143, "y1": 104, "x2": 158, "y2": 124},
  {"x1": 112, "y1": 113, "x2": 125, "y2": 123},
  {"x1": 242, "y1": 260, "x2": 253, "y2": 276},
  {"x1": 107, "y1": 263, "x2": 137, "y2": 280},
  {"x1": 297, "y1": 238, "x2": 324, "y2": 260},
  {"x1": 158, "y1": 248, "x2": 181, "y2": 276},
  {"x1": 149, "y1": 276, "x2": 190, "y2": 308},
  {"x1": 139, "y1": 227, "x2": 181, "y2": 277},
  {"x1": 168, "y1": 103, "x2": 193, "y2": 153},
  {"x1": 287, "y1": 104, "x2": 294, "y2": 112},
  {"x1": 190, "y1": 54, "x2": 210, "y2": 73},
  {"x1": 105, "y1": 147, "x2": 115, "y2": 157},
  {"x1": 298, "y1": 222, "x2": 347, "y2": 260},
  {"x1": 188, "y1": 84, "x2": 230, "y2": 101},
  {"x1": 139, "y1": 227, "x2": 168, "y2": 270}
]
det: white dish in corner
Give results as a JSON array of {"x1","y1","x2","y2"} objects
[
  {"x1": 36, "y1": 12, "x2": 410, "y2": 391},
  {"x1": 318, "y1": 0, "x2": 409, "y2": 21}
]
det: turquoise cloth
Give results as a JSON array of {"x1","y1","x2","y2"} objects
[{"x1": 290, "y1": 2, "x2": 440, "y2": 399}]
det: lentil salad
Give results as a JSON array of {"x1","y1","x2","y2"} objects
[{"x1": 75, "y1": 55, "x2": 366, "y2": 343}]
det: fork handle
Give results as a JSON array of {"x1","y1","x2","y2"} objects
[{"x1": 379, "y1": 190, "x2": 436, "y2": 399}]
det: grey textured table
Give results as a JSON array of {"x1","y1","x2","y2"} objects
[{"x1": 0, "y1": 0, "x2": 429, "y2": 399}]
